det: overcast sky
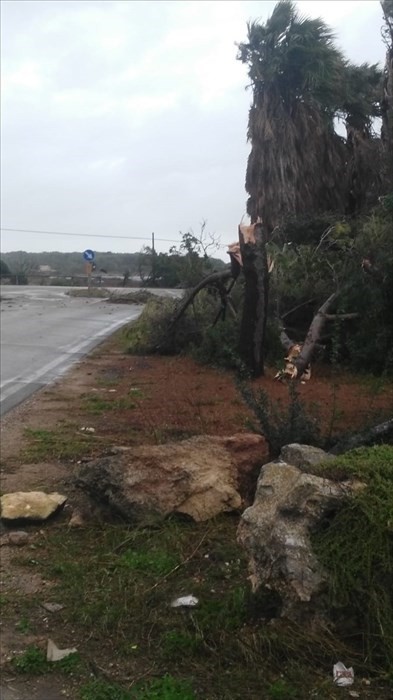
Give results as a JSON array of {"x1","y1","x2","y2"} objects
[{"x1": 0, "y1": 0, "x2": 386, "y2": 259}]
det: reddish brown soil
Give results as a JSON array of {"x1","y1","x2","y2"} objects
[{"x1": 1, "y1": 343, "x2": 393, "y2": 489}]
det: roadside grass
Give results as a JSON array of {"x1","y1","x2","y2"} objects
[
  {"x1": 67, "y1": 288, "x2": 110, "y2": 298},
  {"x1": 82, "y1": 394, "x2": 140, "y2": 414},
  {"x1": 147, "y1": 426, "x2": 200, "y2": 444},
  {"x1": 9, "y1": 516, "x2": 364, "y2": 700},
  {"x1": 22, "y1": 427, "x2": 96, "y2": 463},
  {"x1": 80, "y1": 674, "x2": 195, "y2": 700}
]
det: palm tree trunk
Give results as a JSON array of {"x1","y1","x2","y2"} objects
[{"x1": 238, "y1": 222, "x2": 269, "y2": 377}]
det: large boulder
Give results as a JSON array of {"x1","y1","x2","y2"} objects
[
  {"x1": 238, "y1": 455, "x2": 365, "y2": 621},
  {"x1": 76, "y1": 434, "x2": 268, "y2": 523}
]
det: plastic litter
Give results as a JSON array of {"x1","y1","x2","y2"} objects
[
  {"x1": 171, "y1": 595, "x2": 199, "y2": 608},
  {"x1": 80, "y1": 427, "x2": 95, "y2": 433},
  {"x1": 47, "y1": 639, "x2": 77, "y2": 662},
  {"x1": 333, "y1": 662, "x2": 354, "y2": 686}
]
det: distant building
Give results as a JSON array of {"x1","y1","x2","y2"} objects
[{"x1": 38, "y1": 265, "x2": 56, "y2": 273}]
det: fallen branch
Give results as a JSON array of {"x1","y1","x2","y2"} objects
[
  {"x1": 168, "y1": 268, "x2": 233, "y2": 331},
  {"x1": 293, "y1": 293, "x2": 338, "y2": 379}
]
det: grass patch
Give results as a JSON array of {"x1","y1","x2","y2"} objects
[
  {"x1": 108, "y1": 291, "x2": 157, "y2": 305},
  {"x1": 80, "y1": 675, "x2": 195, "y2": 700},
  {"x1": 80, "y1": 679, "x2": 133, "y2": 700},
  {"x1": 16, "y1": 616, "x2": 33, "y2": 634},
  {"x1": 82, "y1": 394, "x2": 139, "y2": 414},
  {"x1": 131, "y1": 674, "x2": 196, "y2": 699},
  {"x1": 67, "y1": 288, "x2": 110, "y2": 298},
  {"x1": 23, "y1": 428, "x2": 95, "y2": 462},
  {"x1": 11, "y1": 515, "x2": 376, "y2": 699}
]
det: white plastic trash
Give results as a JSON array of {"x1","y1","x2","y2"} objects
[
  {"x1": 171, "y1": 595, "x2": 199, "y2": 608},
  {"x1": 47, "y1": 639, "x2": 77, "y2": 662},
  {"x1": 333, "y1": 662, "x2": 354, "y2": 686}
]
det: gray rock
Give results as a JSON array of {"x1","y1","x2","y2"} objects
[
  {"x1": 280, "y1": 443, "x2": 334, "y2": 469},
  {"x1": 1, "y1": 492, "x2": 67, "y2": 521},
  {"x1": 238, "y1": 460, "x2": 364, "y2": 621}
]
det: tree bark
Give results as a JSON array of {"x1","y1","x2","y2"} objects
[
  {"x1": 293, "y1": 293, "x2": 338, "y2": 379},
  {"x1": 238, "y1": 222, "x2": 269, "y2": 377}
]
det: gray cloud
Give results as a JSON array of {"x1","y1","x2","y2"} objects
[{"x1": 1, "y1": 0, "x2": 386, "y2": 258}]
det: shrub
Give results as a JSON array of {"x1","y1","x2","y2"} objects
[
  {"x1": 125, "y1": 291, "x2": 240, "y2": 363},
  {"x1": 191, "y1": 317, "x2": 243, "y2": 370},
  {"x1": 239, "y1": 382, "x2": 321, "y2": 456}
]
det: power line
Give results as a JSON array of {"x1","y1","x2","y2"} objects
[
  {"x1": 0, "y1": 227, "x2": 180, "y2": 243},
  {"x1": 0, "y1": 226, "x2": 229, "y2": 248}
]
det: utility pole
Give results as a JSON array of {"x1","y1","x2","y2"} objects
[{"x1": 151, "y1": 231, "x2": 156, "y2": 286}]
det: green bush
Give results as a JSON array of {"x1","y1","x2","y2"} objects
[
  {"x1": 125, "y1": 291, "x2": 241, "y2": 366},
  {"x1": 125, "y1": 297, "x2": 183, "y2": 355},
  {"x1": 311, "y1": 445, "x2": 393, "y2": 673}
]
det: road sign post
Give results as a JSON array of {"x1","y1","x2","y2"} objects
[{"x1": 83, "y1": 250, "x2": 95, "y2": 294}]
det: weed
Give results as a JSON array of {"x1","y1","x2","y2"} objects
[
  {"x1": 23, "y1": 428, "x2": 94, "y2": 462},
  {"x1": 160, "y1": 630, "x2": 202, "y2": 659},
  {"x1": 132, "y1": 674, "x2": 195, "y2": 699},
  {"x1": 82, "y1": 396, "x2": 114, "y2": 414},
  {"x1": 12, "y1": 646, "x2": 48, "y2": 674},
  {"x1": 16, "y1": 616, "x2": 32, "y2": 634},
  {"x1": 67, "y1": 288, "x2": 110, "y2": 298},
  {"x1": 80, "y1": 679, "x2": 133, "y2": 700},
  {"x1": 267, "y1": 678, "x2": 300, "y2": 699},
  {"x1": 83, "y1": 394, "x2": 138, "y2": 414},
  {"x1": 80, "y1": 675, "x2": 195, "y2": 700},
  {"x1": 117, "y1": 549, "x2": 178, "y2": 576}
]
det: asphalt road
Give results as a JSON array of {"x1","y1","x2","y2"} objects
[{"x1": 0, "y1": 285, "x2": 145, "y2": 416}]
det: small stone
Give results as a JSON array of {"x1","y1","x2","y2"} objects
[
  {"x1": 41, "y1": 602, "x2": 65, "y2": 613},
  {"x1": 8, "y1": 531, "x2": 30, "y2": 546},
  {"x1": 68, "y1": 511, "x2": 85, "y2": 528}
]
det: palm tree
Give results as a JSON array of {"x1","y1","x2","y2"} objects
[
  {"x1": 381, "y1": 0, "x2": 393, "y2": 188},
  {"x1": 235, "y1": 1, "x2": 384, "y2": 377},
  {"x1": 238, "y1": 0, "x2": 347, "y2": 231}
]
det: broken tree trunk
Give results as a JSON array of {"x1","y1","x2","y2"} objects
[
  {"x1": 238, "y1": 221, "x2": 269, "y2": 378},
  {"x1": 292, "y1": 292, "x2": 338, "y2": 379}
]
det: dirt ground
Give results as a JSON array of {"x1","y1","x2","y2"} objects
[{"x1": 1, "y1": 333, "x2": 392, "y2": 699}]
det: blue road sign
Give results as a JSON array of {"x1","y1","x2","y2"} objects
[{"x1": 83, "y1": 249, "x2": 95, "y2": 262}]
